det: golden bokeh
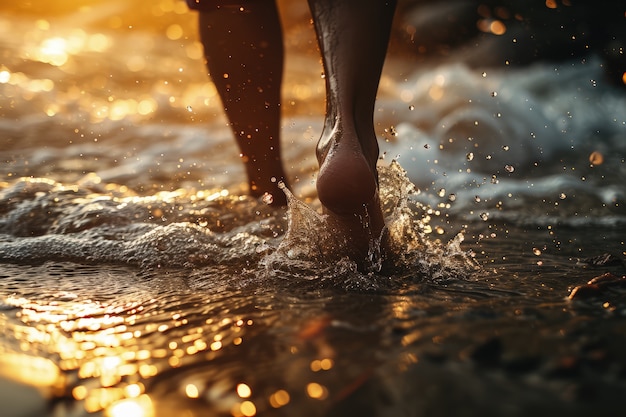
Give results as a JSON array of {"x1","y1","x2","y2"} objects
[{"x1": 305, "y1": 382, "x2": 328, "y2": 400}]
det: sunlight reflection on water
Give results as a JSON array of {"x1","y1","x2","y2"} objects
[{"x1": 1, "y1": 1, "x2": 626, "y2": 416}]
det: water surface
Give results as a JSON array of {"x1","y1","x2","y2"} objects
[{"x1": 1, "y1": 1, "x2": 626, "y2": 416}]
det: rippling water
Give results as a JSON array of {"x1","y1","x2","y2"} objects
[{"x1": 1, "y1": 1, "x2": 626, "y2": 416}]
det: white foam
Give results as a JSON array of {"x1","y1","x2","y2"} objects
[{"x1": 379, "y1": 59, "x2": 626, "y2": 220}]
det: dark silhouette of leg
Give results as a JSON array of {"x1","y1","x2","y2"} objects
[
  {"x1": 197, "y1": 1, "x2": 288, "y2": 206},
  {"x1": 308, "y1": 0, "x2": 397, "y2": 259}
]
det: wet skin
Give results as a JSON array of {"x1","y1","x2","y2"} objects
[
  {"x1": 197, "y1": 0, "x2": 397, "y2": 262},
  {"x1": 198, "y1": 2, "x2": 288, "y2": 205}
]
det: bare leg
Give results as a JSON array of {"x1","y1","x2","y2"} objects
[
  {"x1": 308, "y1": 0, "x2": 397, "y2": 258},
  {"x1": 198, "y1": 1, "x2": 288, "y2": 206}
]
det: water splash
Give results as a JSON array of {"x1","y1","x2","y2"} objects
[
  {"x1": 0, "y1": 163, "x2": 479, "y2": 289},
  {"x1": 262, "y1": 161, "x2": 480, "y2": 288}
]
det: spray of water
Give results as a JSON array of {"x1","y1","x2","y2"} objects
[
  {"x1": 262, "y1": 161, "x2": 480, "y2": 287},
  {"x1": 0, "y1": 162, "x2": 479, "y2": 289}
]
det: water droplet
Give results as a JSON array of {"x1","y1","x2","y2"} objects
[
  {"x1": 490, "y1": 91, "x2": 498, "y2": 97},
  {"x1": 448, "y1": 193, "x2": 456, "y2": 202},
  {"x1": 408, "y1": 105, "x2": 415, "y2": 111},
  {"x1": 502, "y1": 145, "x2": 510, "y2": 151},
  {"x1": 474, "y1": 195, "x2": 481, "y2": 203},
  {"x1": 423, "y1": 143, "x2": 430, "y2": 149},
  {"x1": 480, "y1": 212, "x2": 489, "y2": 221},
  {"x1": 491, "y1": 175, "x2": 498, "y2": 184},
  {"x1": 262, "y1": 193, "x2": 274, "y2": 205},
  {"x1": 559, "y1": 193, "x2": 566, "y2": 200},
  {"x1": 532, "y1": 247, "x2": 542, "y2": 256},
  {"x1": 389, "y1": 126, "x2": 397, "y2": 136},
  {"x1": 437, "y1": 188, "x2": 446, "y2": 197},
  {"x1": 186, "y1": 105, "x2": 193, "y2": 112},
  {"x1": 466, "y1": 152, "x2": 474, "y2": 161},
  {"x1": 505, "y1": 164, "x2": 515, "y2": 173},
  {"x1": 589, "y1": 151, "x2": 604, "y2": 165}
]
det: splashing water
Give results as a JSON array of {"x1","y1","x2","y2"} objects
[
  {"x1": 2, "y1": 2, "x2": 626, "y2": 416},
  {"x1": 264, "y1": 161, "x2": 479, "y2": 289},
  {"x1": 0, "y1": 163, "x2": 482, "y2": 417},
  {"x1": 0, "y1": 161, "x2": 478, "y2": 290}
]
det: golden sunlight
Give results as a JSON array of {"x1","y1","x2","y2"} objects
[
  {"x1": 231, "y1": 400, "x2": 257, "y2": 417},
  {"x1": 185, "y1": 383, "x2": 200, "y2": 399},
  {"x1": 237, "y1": 383, "x2": 252, "y2": 398},
  {"x1": 268, "y1": 389, "x2": 290, "y2": 408},
  {"x1": 305, "y1": 382, "x2": 328, "y2": 400},
  {"x1": 0, "y1": 353, "x2": 61, "y2": 388},
  {"x1": 0, "y1": 69, "x2": 10, "y2": 83},
  {"x1": 107, "y1": 395, "x2": 155, "y2": 417},
  {"x1": 38, "y1": 37, "x2": 69, "y2": 66}
]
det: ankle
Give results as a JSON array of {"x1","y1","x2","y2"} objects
[{"x1": 316, "y1": 136, "x2": 378, "y2": 215}]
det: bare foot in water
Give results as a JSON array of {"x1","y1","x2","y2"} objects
[
  {"x1": 192, "y1": 0, "x2": 397, "y2": 265},
  {"x1": 316, "y1": 125, "x2": 386, "y2": 261},
  {"x1": 309, "y1": 0, "x2": 397, "y2": 264}
]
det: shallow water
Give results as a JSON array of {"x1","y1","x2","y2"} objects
[{"x1": 1, "y1": 1, "x2": 626, "y2": 416}]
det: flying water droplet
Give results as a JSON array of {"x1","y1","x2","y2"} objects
[
  {"x1": 262, "y1": 193, "x2": 274, "y2": 205},
  {"x1": 589, "y1": 151, "x2": 603, "y2": 165}
]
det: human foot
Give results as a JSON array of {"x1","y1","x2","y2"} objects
[{"x1": 316, "y1": 127, "x2": 386, "y2": 264}]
